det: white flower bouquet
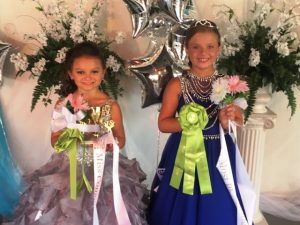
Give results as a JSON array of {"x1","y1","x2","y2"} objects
[{"x1": 10, "y1": 0, "x2": 126, "y2": 111}]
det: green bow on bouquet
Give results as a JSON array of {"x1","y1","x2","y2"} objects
[
  {"x1": 54, "y1": 128, "x2": 92, "y2": 200},
  {"x1": 170, "y1": 102, "x2": 212, "y2": 195}
]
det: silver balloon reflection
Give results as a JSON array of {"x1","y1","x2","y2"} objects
[
  {"x1": 123, "y1": 0, "x2": 149, "y2": 38},
  {"x1": 147, "y1": 15, "x2": 175, "y2": 38},
  {"x1": 128, "y1": 44, "x2": 177, "y2": 107},
  {"x1": 157, "y1": 0, "x2": 190, "y2": 23},
  {"x1": 122, "y1": 0, "x2": 193, "y2": 38},
  {"x1": 0, "y1": 41, "x2": 11, "y2": 86},
  {"x1": 165, "y1": 21, "x2": 194, "y2": 70}
]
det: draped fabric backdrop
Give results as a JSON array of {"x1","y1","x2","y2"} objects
[{"x1": 0, "y1": 0, "x2": 300, "y2": 221}]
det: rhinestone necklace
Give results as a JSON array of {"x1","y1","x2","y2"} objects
[{"x1": 185, "y1": 70, "x2": 219, "y2": 101}]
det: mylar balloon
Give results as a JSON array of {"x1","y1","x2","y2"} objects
[
  {"x1": 0, "y1": 41, "x2": 11, "y2": 86},
  {"x1": 123, "y1": 0, "x2": 150, "y2": 38},
  {"x1": 165, "y1": 21, "x2": 194, "y2": 70},
  {"x1": 147, "y1": 14, "x2": 175, "y2": 39},
  {"x1": 156, "y1": 0, "x2": 190, "y2": 23},
  {"x1": 129, "y1": 44, "x2": 177, "y2": 107},
  {"x1": 123, "y1": 0, "x2": 194, "y2": 107}
]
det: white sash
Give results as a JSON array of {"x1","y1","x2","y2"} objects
[{"x1": 217, "y1": 123, "x2": 256, "y2": 225}]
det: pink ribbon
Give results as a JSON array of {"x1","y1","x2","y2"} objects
[{"x1": 92, "y1": 132, "x2": 131, "y2": 225}]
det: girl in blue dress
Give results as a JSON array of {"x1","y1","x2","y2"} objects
[
  {"x1": 0, "y1": 106, "x2": 24, "y2": 220},
  {"x1": 148, "y1": 20, "x2": 253, "y2": 225}
]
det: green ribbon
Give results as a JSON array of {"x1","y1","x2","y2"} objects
[
  {"x1": 54, "y1": 128, "x2": 92, "y2": 200},
  {"x1": 170, "y1": 102, "x2": 213, "y2": 195}
]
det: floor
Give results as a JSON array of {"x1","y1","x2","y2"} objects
[
  {"x1": 264, "y1": 213, "x2": 300, "y2": 225},
  {"x1": 2, "y1": 213, "x2": 300, "y2": 224}
]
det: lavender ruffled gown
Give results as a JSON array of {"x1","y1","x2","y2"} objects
[{"x1": 5, "y1": 103, "x2": 148, "y2": 225}]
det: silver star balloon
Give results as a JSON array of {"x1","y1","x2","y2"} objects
[
  {"x1": 0, "y1": 41, "x2": 11, "y2": 86},
  {"x1": 123, "y1": 0, "x2": 193, "y2": 38},
  {"x1": 128, "y1": 44, "x2": 177, "y2": 107},
  {"x1": 165, "y1": 20, "x2": 194, "y2": 70},
  {"x1": 123, "y1": 0, "x2": 195, "y2": 107},
  {"x1": 156, "y1": 0, "x2": 190, "y2": 23},
  {"x1": 123, "y1": 0, "x2": 150, "y2": 38},
  {"x1": 146, "y1": 14, "x2": 175, "y2": 39}
]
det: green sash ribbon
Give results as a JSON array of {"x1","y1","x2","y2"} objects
[
  {"x1": 54, "y1": 128, "x2": 92, "y2": 200},
  {"x1": 170, "y1": 102, "x2": 213, "y2": 195}
]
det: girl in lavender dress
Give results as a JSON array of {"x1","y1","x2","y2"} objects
[{"x1": 9, "y1": 42, "x2": 148, "y2": 225}]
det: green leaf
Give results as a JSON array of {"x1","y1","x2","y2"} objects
[
  {"x1": 35, "y1": 6, "x2": 43, "y2": 11},
  {"x1": 285, "y1": 86, "x2": 297, "y2": 118}
]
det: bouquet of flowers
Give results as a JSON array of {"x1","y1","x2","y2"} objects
[
  {"x1": 210, "y1": 75, "x2": 249, "y2": 109},
  {"x1": 52, "y1": 93, "x2": 112, "y2": 199},
  {"x1": 51, "y1": 93, "x2": 92, "y2": 199},
  {"x1": 10, "y1": 0, "x2": 126, "y2": 111},
  {"x1": 214, "y1": 0, "x2": 300, "y2": 120}
]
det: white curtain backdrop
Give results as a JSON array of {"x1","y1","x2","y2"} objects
[{"x1": 1, "y1": 0, "x2": 300, "y2": 221}]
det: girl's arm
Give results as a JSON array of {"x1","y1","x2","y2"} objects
[
  {"x1": 219, "y1": 104, "x2": 243, "y2": 130},
  {"x1": 111, "y1": 102, "x2": 125, "y2": 149},
  {"x1": 51, "y1": 131, "x2": 62, "y2": 147},
  {"x1": 50, "y1": 98, "x2": 65, "y2": 147},
  {"x1": 158, "y1": 78, "x2": 182, "y2": 133}
]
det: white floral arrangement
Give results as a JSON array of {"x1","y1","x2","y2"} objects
[
  {"x1": 10, "y1": 0, "x2": 126, "y2": 111},
  {"x1": 214, "y1": 0, "x2": 300, "y2": 119}
]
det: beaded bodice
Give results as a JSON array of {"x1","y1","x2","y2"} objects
[
  {"x1": 179, "y1": 72, "x2": 223, "y2": 137},
  {"x1": 76, "y1": 101, "x2": 114, "y2": 164}
]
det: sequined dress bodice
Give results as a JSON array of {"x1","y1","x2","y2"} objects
[
  {"x1": 80, "y1": 101, "x2": 114, "y2": 137},
  {"x1": 178, "y1": 72, "x2": 223, "y2": 138}
]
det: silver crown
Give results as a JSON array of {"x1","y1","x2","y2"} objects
[{"x1": 194, "y1": 19, "x2": 217, "y2": 28}]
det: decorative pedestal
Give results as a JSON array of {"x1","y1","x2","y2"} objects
[
  {"x1": 251, "y1": 86, "x2": 272, "y2": 114},
  {"x1": 237, "y1": 88, "x2": 277, "y2": 225}
]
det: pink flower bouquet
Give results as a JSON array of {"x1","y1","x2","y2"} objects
[{"x1": 210, "y1": 75, "x2": 249, "y2": 110}]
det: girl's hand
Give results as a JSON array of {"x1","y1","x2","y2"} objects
[
  {"x1": 54, "y1": 98, "x2": 66, "y2": 110},
  {"x1": 51, "y1": 129, "x2": 65, "y2": 147},
  {"x1": 219, "y1": 104, "x2": 243, "y2": 130},
  {"x1": 106, "y1": 143, "x2": 113, "y2": 151}
]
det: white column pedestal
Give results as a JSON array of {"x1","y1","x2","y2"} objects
[{"x1": 238, "y1": 108, "x2": 276, "y2": 225}]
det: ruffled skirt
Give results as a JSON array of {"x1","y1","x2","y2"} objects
[{"x1": 5, "y1": 153, "x2": 149, "y2": 225}]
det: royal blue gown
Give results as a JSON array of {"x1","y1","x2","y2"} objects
[
  {"x1": 148, "y1": 73, "x2": 246, "y2": 225},
  {"x1": 0, "y1": 107, "x2": 24, "y2": 219}
]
